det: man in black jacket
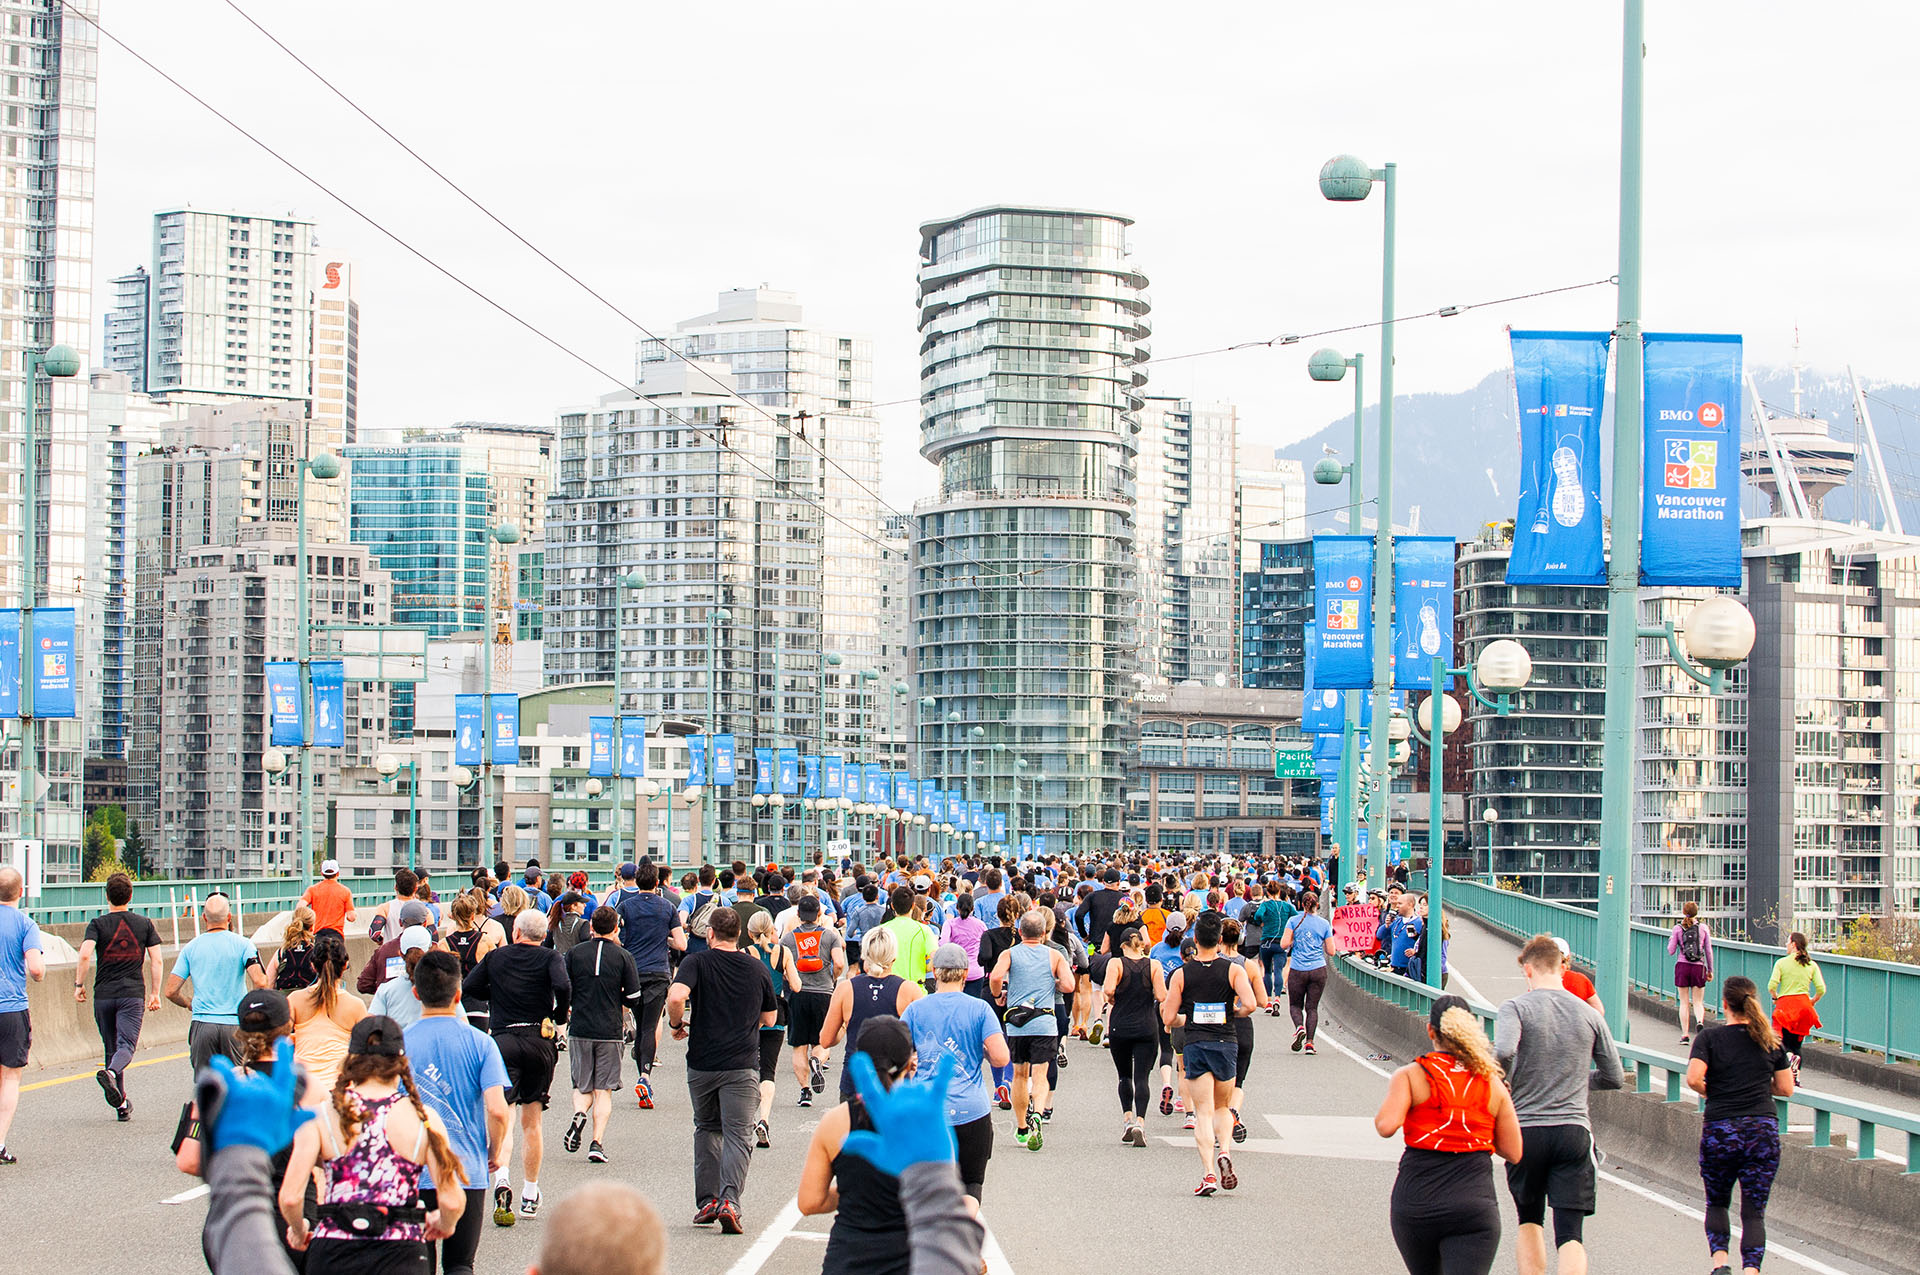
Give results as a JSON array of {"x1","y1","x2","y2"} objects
[
  {"x1": 463, "y1": 909, "x2": 570, "y2": 1224},
  {"x1": 561, "y1": 908, "x2": 641, "y2": 1164}
]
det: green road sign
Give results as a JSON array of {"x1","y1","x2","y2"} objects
[{"x1": 1274, "y1": 751, "x2": 1316, "y2": 779}]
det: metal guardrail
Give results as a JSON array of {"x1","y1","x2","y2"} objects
[
  {"x1": 1442, "y1": 875, "x2": 1920, "y2": 1065},
  {"x1": 1332, "y1": 952, "x2": 1920, "y2": 1174}
]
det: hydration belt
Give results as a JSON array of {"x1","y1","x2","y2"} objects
[{"x1": 317, "y1": 1201, "x2": 427, "y2": 1236}]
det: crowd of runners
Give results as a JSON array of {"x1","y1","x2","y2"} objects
[{"x1": 0, "y1": 850, "x2": 1814, "y2": 1275}]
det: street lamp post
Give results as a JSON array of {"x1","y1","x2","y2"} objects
[
  {"x1": 1406, "y1": 638, "x2": 1533, "y2": 991},
  {"x1": 479, "y1": 523, "x2": 519, "y2": 875},
  {"x1": 1319, "y1": 153, "x2": 1398, "y2": 893},
  {"x1": 16, "y1": 342, "x2": 80, "y2": 876},
  {"x1": 818, "y1": 651, "x2": 843, "y2": 858},
  {"x1": 1309, "y1": 346, "x2": 1367, "y2": 902},
  {"x1": 611, "y1": 572, "x2": 645, "y2": 865},
  {"x1": 374, "y1": 754, "x2": 419, "y2": 873},
  {"x1": 703, "y1": 607, "x2": 732, "y2": 869},
  {"x1": 1483, "y1": 805, "x2": 1499, "y2": 886},
  {"x1": 293, "y1": 448, "x2": 342, "y2": 887}
]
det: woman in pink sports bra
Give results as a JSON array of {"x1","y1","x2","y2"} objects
[{"x1": 279, "y1": 1015, "x2": 466, "y2": 1273}]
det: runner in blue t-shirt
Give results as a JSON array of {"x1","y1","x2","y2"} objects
[
  {"x1": 404, "y1": 950, "x2": 511, "y2": 1254},
  {"x1": 904, "y1": 943, "x2": 1009, "y2": 1201},
  {"x1": 1280, "y1": 892, "x2": 1335, "y2": 1055}
]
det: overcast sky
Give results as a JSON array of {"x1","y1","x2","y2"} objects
[{"x1": 92, "y1": 1, "x2": 1920, "y2": 507}]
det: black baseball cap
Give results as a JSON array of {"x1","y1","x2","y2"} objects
[
  {"x1": 854, "y1": 1015, "x2": 914, "y2": 1084},
  {"x1": 237, "y1": 988, "x2": 290, "y2": 1034},
  {"x1": 348, "y1": 1015, "x2": 407, "y2": 1058}
]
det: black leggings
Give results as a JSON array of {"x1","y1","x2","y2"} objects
[
  {"x1": 1779, "y1": 1029, "x2": 1805, "y2": 1055},
  {"x1": 1109, "y1": 1036, "x2": 1157, "y2": 1118},
  {"x1": 1288, "y1": 965, "x2": 1328, "y2": 1040},
  {"x1": 1390, "y1": 1207, "x2": 1501, "y2": 1275},
  {"x1": 422, "y1": 1188, "x2": 485, "y2": 1275}
]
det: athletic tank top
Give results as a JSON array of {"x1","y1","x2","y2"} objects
[
  {"x1": 839, "y1": 974, "x2": 905, "y2": 1098},
  {"x1": 824, "y1": 1097, "x2": 909, "y2": 1274},
  {"x1": 1108, "y1": 954, "x2": 1158, "y2": 1039},
  {"x1": 1005, "y1": 944, "x2": 1056, "y2": 1037},
  {"x1": 1179, "y1": 954, "x2": 1236, "y2": 1042},
  {"x1": 1402, "y1": 1051, "x2": 1497, "y2": 1154},
  {"x1": 446, "y1": 927, "x2": 483, "y2": 976},
  {"x1": 312, "y1": 1092, "x2": 428, "y2": 1244}
]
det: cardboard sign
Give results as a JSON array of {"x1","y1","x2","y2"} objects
[{"x1": 1333, "y1": 902, "x2": 1381, "y2": 955}]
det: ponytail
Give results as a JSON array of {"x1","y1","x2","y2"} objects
[
  {"x1": 1722, "y1": 976, "x2": 1777, "y2": 1052},
  {"x1": 397, "y1": 1055, "x2": 467, "y2": 1195},
  {"x1": 1789, "y1": 931, "x2": 1811, "y2": 966},
  {"x1": 1433, "y1": 1006, "x2": 1503, "y2": 1079}
]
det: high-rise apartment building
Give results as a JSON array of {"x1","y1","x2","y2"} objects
[
  {"x1": 1239, "y1": 537, "x2": 1315, "y2": 691},
  {"x1": 913, "y1": 207, "x2": 1147, "y2": 855},
  {"x1": 311, "y1": 256, "x2": 359, "y2": 449},
  {"x1": 548, "y1": 328, "x2": 877, "y2": 862},
  {"x1": 0, "y1": 0, "x2": 98, "y2": 879},
  {"x1": 1458, "y1": 523, "x2": 1608, "y2": 904},
  {"x1": 1236, "y1": 448, "x2": 1308, "y2": 570},
  {"x1": 84, "y1": 370, "x2": 182, "y2": 760},
  {"x1": 105, "y1": 267, "x2": 150, "y2": 392},
  {"x1": 1137, "y1": 397, "x2": 1238, "y2": 686},
  {"x1": 148, "y1": 539, "x2": 392, "y2": 877},
  {"x1": 148, "y1": 209, "x2": 316, "y2": 406},
  {"x1": 343, "y1": 426, "x2": 550, "y2": 637}
]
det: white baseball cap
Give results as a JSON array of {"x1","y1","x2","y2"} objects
[{"x1": 320, "y1": 859, "x2": 340, "y2": 877}]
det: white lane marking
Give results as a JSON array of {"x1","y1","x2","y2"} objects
[
  {"x1": 1155, "y1": 1114, "x2": 1399, "y2": 1161},
  {"x1": 161, "y1": 1184, "x2": 211, "y2": 1205},
  {"x1": 1318, "y1": 1029, "x2": 1858, "y2": 1274},
  {"x1": 723, "y1": 1196, "x2": 803, "y2": 1275},
  {"x1": 980, "y1": 1218, "x2": 1017, "y2": 1275}
]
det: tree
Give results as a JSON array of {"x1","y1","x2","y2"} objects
[
  {"x1": 81, "y1": 820, "x2": 115, "y2": 882},
  {"x1": 91, "y1": 804, "x2": 127, "y2": 840},
  {"x1": 120, "y1": 822, "x2": 149, "y2": 878},
  {"x1": 1833, "y1": 914, "x2": 1920, "y2": 966}
]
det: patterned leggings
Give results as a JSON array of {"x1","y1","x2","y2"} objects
[{"x1": 1700, "y1": 1115, "x2": 1780, "y2": 1269}]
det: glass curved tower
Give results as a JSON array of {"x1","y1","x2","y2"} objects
[{"x1": 913, "y1": 207, "x2": 1148, "y2": 855}]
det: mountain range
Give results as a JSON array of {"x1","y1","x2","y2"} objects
[{"x1": 1275, "y1": 366, "x2": 1920, "y2": 540}]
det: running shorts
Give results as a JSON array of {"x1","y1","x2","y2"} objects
[
  {"x1": 1506, "y1": 1123, "x2": 1597, "y2": 1218},
  {"x1": 0, "y1": 1009, "x2": 27, "y2": 1068},
  {"x1": 494, "y1": 1030, "x2": 557, "y2": 1108},
  {"x1": 1007, "y1": 1034, "x2": 1057, "y2": 1066},
  {"x1": 567, "y1": 1038, "x2": 622, "y2": 1094},
  {"x1": 1183, "y1": 1039, "x2": 1237, "y2": 1082},
  {"x1": 786, "y1": 990, "x2": 833, "y2": 1048},
  {"x1": 758, "y1": 1032, "x2": 784, "y2": 1083}
]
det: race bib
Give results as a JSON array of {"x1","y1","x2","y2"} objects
[
  {"x1": 1193, "y1": 1001, "x2": 1227, "y2": 1026},
  {"x1": 385, "y1": 957, "x2": 406, "y2": 981}
]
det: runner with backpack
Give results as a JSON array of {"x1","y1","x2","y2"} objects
[
  {"x1": 1670, "y1": 900, "x2": 1715, "y2": 1044},
  {"x1": 781, "y1": 894, "x2": 847, "y2": 1107}
]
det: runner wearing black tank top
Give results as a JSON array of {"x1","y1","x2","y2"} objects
[
  {"x1": 798, "y1": 1016, "x2": 916, "y2": 1275},
  {"x1": 819, "y1": 925, "x2": 922, "y2": 1100},
  {"x1": 1101, "y1": 923, "x2": 1167, "y2": 1146},
  {"x1": 1163, "y1": 911, "x2": 1256, "y2": 1197}
]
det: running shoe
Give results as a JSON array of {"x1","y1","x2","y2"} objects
[
  {"x1": 1025, "y1": 1111, "x2": 1043, "y2": 1151},
  {"x1": 1231, "y1": 1109, "x2": 1247, "y2": 1144},
  {"x1": 0, "y1": 1146, "x2": 15, "y2": 1165},
  {"x1": 1183, "y1": 1113, "x2": 1195, "y2": 1131},
  {"x1": 754, "y1": 1119, "x2": 771, "y2": 1149},
  {"x1": 693, "y1": 1199, "x2": 722, "y2": 1226},
  {"x1": 519, "y1": 1189, "x2": 541, "y2": 1218},
  {"x1": 1040, "y1": 1108, "x2": 1053, "y2": 1122},
  {"x1": 96, "y1": 1067, "x2": 124, "y2": 1109},
  {"x1": 1303, "y1": 1040, "x2": 1317, "y2": 1056},
  {"x1": 587, "y1": 1141, "x2": 607, "y2": 1164},
  {"x1": 116, "y1": 1101, "x2": 132, "y2": 1123},
  {"x1": 563, "y1": 1111, "x2": 586, "y2": 1153},
  {"x1": 1056, "y1": 1045, "x2": 1069, "y2": 1068},
  {"x1": 1125, "y1": 1121, "x2": 1147, "y2": 1148},
  {"x1": 1120, "y1": 1118, "x2": 1134, "y2": 1145},
  {"x1": 1159, "y1": 1085, "x2": 1174, "y2": 1116},
  {"x1": 1173, "y1": 1095, "x2": 1186, "y2": 1113},
  {"x1": 1679, "y1": 1033, "x2": 1691, "y2": 1045},
  {"x1": 492, "y1": 1184, "x2": 516, "y2": 1227},
  {"x1": 1193, "y1": 1173, "x2": 1218, "y2": 1197},
  {"x1": 798, "y1": 1089, "x2": 813, "y2": 1107},
  {"x1": 1087, "y1": 1020, "x2": 1104, "y2": 1047},
  {"x1": 809, "y1": 1057, "x2": 827, "y2": 1094},
  {"x1": 1216, "y1": 1153, "x2": 1238, "y2": 1191},
  {"x1": 716, "y1": 1201, "x2": 744, "y2": 1234},
  {"x1": 1291, "y1": 1027, "x2": 1307, "y2": 1052},
  {"x1": 635, "y1": 1076, "x2": 653, "y2": 1109},
  {"x1": 996, "y1": 1083, "x2": 1012, "y2": 1110},
  {"x1": 1709, "y1": 1266, "x2": 1733, "y2": 1275}
]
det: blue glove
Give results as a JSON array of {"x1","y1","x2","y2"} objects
[
  {"x1": 201, "y1": 1041, "x2": 315, "y2": 1156},
  {"x1": 840, "y1": 1052, "x2": 958, "y2": 1177}
]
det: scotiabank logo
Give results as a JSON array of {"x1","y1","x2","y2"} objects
[{"x1": 323, "y1": 262, "x2": 343, "y2": 289}]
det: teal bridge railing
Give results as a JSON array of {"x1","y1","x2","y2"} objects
[{"x1": 1439, "y1": 875, "x2": 1920, "y2": 1066}]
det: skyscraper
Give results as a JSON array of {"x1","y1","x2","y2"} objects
[
  {"x1": 311, "y1": 256, "x2": 359, "y2": 449},
  {"x1": 105, "y1": 267, "x2": 150, "y2": 393},
  {"x1": 0, "y1": 0, "x2": 98, "y2": 879},
  {"x1": 913, "y1": 207, "x2": 1148, "y2": 855},
  {"x1": 148, "y1": 209, "x2": 316, "y2": 405},
  {"x1": 1137, "y1": 396, "x2": 1239, "y2": 685}
]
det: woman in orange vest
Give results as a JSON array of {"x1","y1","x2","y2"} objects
[{"x1": 1374, "y1": 994, "x2": 1523, "y2": 1275}]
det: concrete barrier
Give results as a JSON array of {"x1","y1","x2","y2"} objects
[
  {"x1": 19, "y1": 934, "x2": 377, "y2": 1072},
  {"x1": 1325, "y1": 959, "x2": 1920, "y2": 1275}
]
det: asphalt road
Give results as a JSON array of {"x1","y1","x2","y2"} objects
[{"x1": 4, "y1": 993, "x2": 1892, "y2": 1275}]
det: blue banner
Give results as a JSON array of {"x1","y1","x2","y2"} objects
[
  {"x1": 311, "y1": 660, "x2": 345, "y2": 747},
  {"x1": 968, "y1": 800, "x2": 985, "y2": 833},
  {"x1": 1311, "y1": 733, "x2": 1343, "y2": 760},
  {"x1": 929, "y1": 790, "x2": 946, "y2": 823},
  {"x1": 622, "y1": 717, "x2": 646, "y2": 776},
  {"x1": 454, "y1": 694, "x2": 483, "y2": 765},
  {"x1": 1643, "y1": 333, "x2": 1744, "y2": 587},
  {"x1": 1508, "y1": 331, "x2": 1608, "y2": 585},
  {"x1": 0, "y1": 610, "x2": 16, "y2": 718},
  {"x1": 1320, "y1": 789, "x2": 1336, "y2": 835},
  {"x1": 778, "y1": 748, "x2": 800, "y2": 796},
  {"x1": 713, "y1": 734, "x2": 736, "y2": 786},
  {"x1": 687, "y1": 735, "x2": 707, "y2": 787},
  {"x1": 589, "y1": 717, "x2": 614, "y2": 777},
  {"x1": 1312, "y1": 535, "x2": 1373, "y2": 688},
  {"x1": 1302, "y1": 622, "x2": 1344, "y2": 734},
  {"x1": 990, "y1": 812, "x2": 1006, "y2": 842},
  {"x1": 822, "y1": 755, "x2": 843, "y2": 799},
  {"x1": 803, "y1": 754, "x2": 820, "y2": 798},
  {"x1": 862, "y1": 764, "x2": 886, "y2": 805},
  {"x1": 268, "y1": 662, "x2": 303, "y2": 747},
  {"x1": 490, "y1": 695, "x2": 520, "y2": 764},
  {"x1": 1393, "y1": 537, "x2": 1456, "y2": 691},
  {"x1": 27, "y1": 607, "x2": 75, "y2": 719},
  {"x1": 897, "y1": 773, "x2": 917, "y2": 815},
  {"x1": 754, "y1": 747, "x2": 774, "y2": 795},
  {"x1": 1313, "y1": 755, "x2": 1342, "y2": 782},
  {"x1": 918, "y1": 780, "x2": 935, "y2": 819}
]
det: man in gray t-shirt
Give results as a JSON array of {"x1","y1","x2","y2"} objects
[
  {"x1": 1495, "y1": 934, "x2": 1623, "y2": 1275},
  {"x1": 779, "y1": 894, "x2": 846, "y2": 1105}
]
